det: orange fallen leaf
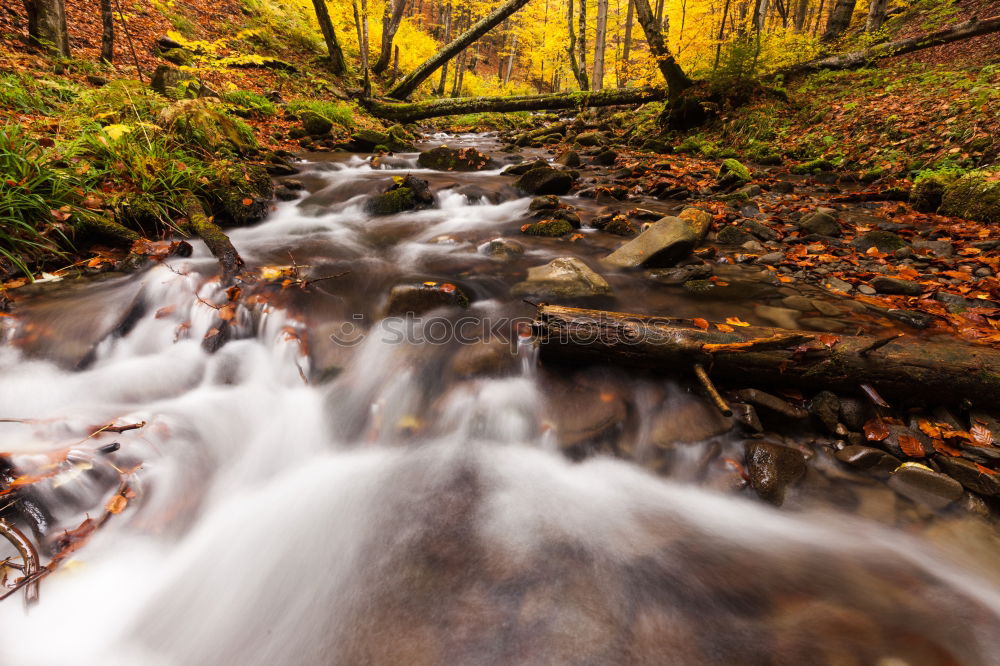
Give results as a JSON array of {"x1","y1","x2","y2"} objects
[
  {"x1": 818, "y1": 334, "x2": 840, "y2": 348},
  {"x1": 971, "y1": 422, "x2": 995, "y2": 447},
  {"x1": 897, "y1": 434, "x2": 925, "y2": 458},
  {"x1": 864, "y1": 418, "x2": 889, "y2": 442},
  {"x1": 725, "y1": 317, "x2": 750, "y2": 327},
  {"x1": 692, "y1": 318, "x2": 709, "y2": 330},
  {"x1": 241, "y1": 198, "x2": 253, "y2": 206},
  {"x1": 106, "y1": 494, "x2": 128, "y2": 514},
  {"x1": 716, "y1": 323, "x2": 734, "y2": 333}
]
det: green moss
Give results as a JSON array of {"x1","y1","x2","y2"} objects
[
  {"x1": 939, "y1": 169, "x2": 1000, "y2": 224},
  {"x1": 366, "y1": 187, "x2": 416, "y2": 216},
  {"x1": 683, "y1": 279, "x2": 715, "y2": 293},
  {"x1": 156, "y1": 98, "x2": 258, "y2": 155},
  {"x1": 790, "y1": 158, "x2": 835, "y2": 174},
  {"x1": 910, "y1": 167, "x2": 964, "y2": 213},
  {"x1": 521, "y1": 218, "x2": 573, "y2": 237},
  {"x1": 209, "y1": 162, "x2": 274, "y2": 225},
  {"x1": 285, "y1": 99, "x2": 354, "y2": 129},
  {"x1": 718, "y1": 158, "x2": 751, "y2": 188}
]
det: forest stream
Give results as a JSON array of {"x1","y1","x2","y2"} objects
[{"x1": 3, "y1": 134, "x2": 1000, "y2": 665}]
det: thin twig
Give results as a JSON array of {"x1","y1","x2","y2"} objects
[
  {"x1": 694, "y1": 364, "x2": 733, "y2": 417},
  {"x1": 113, "y1": 0, "x2": 144, "y2": 83},
  {"x1": 0, "y1": 519, "x2": 39, "y2": 605}
]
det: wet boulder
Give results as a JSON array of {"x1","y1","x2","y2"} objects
[
  {"x1": 677, "y1": 207, "x2": 713, "y2": 242},
  {"x1": 384, "y1": 281, "x2": 469, "y2": 317},
  {"x1": 366, "y1": 174, "x2": 435, "y2": 216},
  {"x1": 744, "y1": 441, "x2": 806, "y2": 506},
  {"x1": 417, "y1": 146, "x2": 496, "y2": 171},
  {"x1": 603, "y1": 216, "x2": 698, "y2": 269},
  {"x1": 448, "y1": 338, "x2": 517, "y2": 379},
  {"x1": 888, "y1": 462, "x2": 963, "y2": 509},
  {"x1": 208, "y1": 163, "x2": 274, "y2": 226},
  {"x1": 909, "y1": 171, "x2": 960, "y2": 213},
  {"x1": 555, "y1": 150, "x2": 581, "y2": 167},
  {"x1": 592, "y1": 213, "x2": 638, "y2": 237},
  {"x1": 300, "y1": 111, "x2": 333, "y2": 137},
  {"x1": 935, "y1": 457, "x2": 1000, "y2": 497},
  {"x1": 347, "y1": 128, "x2": 414, "y2": 152},
  {"x1": 478, "y1": 238, "x2": 525, "y2": 260},
  {"x1": 511, "y1": 257, "x2": 612, "y2": 298},
  {"x1": 520, "y1": 218, "x2": 574, "y2": 237},
  {"x1": 834, "y1": 445, "x2": 900, "y2": 473},
  {"x1": 592, "y1": 150, "x2": 618, "y2": 166},
  {"x1": 574, "y1": 131, "x2": 604, "y2": 147},
  {"x1": 502, "y1": 159, "x2": 549, "y2": 176},
  {"x1": 515, "y1": 166, "x2": 575, "y2": 195}
]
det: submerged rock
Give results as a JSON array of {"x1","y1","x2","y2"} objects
[
  {"x1": 798, "y1": 210, "x2": 841, "y2": 237},
  {"x1": 602, "y1": 217, "x2": 697, "y2": 269},
  {"x1": 888, "y1": 462, "x2": 963, "y2": 509},
  {"x1": 520, "y1": 218, "x2": 574, "y2": 237},
  {"x1": 511, "y1": 257, "x2": 611, "y2": 298},
  {"x1": 744, "y1": 441, "x2": 806, "y2": 506},
  {"x1": 502, "y1": 159, "x2": 549, "y2": 176},
  {"x1": 417, "y1": 146, "x2": 496, "y2": 171},
  {"x1": 834, "y1": 445, "x2": 900, "y2": 473},
  {"x1": 385, "y1": 281, "x2": 469, "y2": 316},
  {"x1": 479, "y1": 238, "x2": 525, "y2": 260}
]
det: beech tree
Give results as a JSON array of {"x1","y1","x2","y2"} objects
[
  {"x1": 373, "y1": 0, "x2": 407, "y2": 74},
  {"x1": 822, "y1": 0, "x2": 857, "y2": 41},
  {"x1": 21, "y1": 0, "x2": 70, "y2": 56},
  {"x1": 311, "y1": 0, "x2": 347, "y2": 74}
]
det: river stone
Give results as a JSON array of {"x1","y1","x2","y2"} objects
[
  {"x1": 417, "y1": 146, "x2": 496, "y2": 171},
  {"x1": 716, "y1": 225, "x2": 752, "y2": 244},
  {"x1": 511, "y1": 257, "x2": 611, "y2": 298},
  {"x1": 602, "y1": 217, "x2": 698, "y2": 269},
  {"x1": 555, "y1": 150, "x2": 581, "y2": 167},
  {"x1": 649, "y1": 396, "x2": 733, "y2": 448},
  {"x1": 912, "y1": 239, "x2": 953, "y2": 258},
  {"x1": 575, "y1": 131, "x2": 603, "y2": 147},
  {"x1": 754, "y1": 304, "x2": 799, "y2": 329},
  {"x1": 853, "y1": 230, "x2": 906, "y2": 253},
  {"x1": 741, "y1": 219, "x2": 778, "y2": 241},
  {"x1": 528, "y1": 195, "x2": 561, "y2": 211},
  {"x1": 592, "y1": 150, "x2": 618, "y2": 166},
  {"x1": 809, "y1": 391, "x2": 841, "y2": 434},
  {"x1": 870, "y1": 276, "x2": 922, "y2": 296},
  {"x1": 781, "y1": 295, "x2": 815, "y2": 312},
  {"x1": 515, "y1": 167, "x2": 575, "y2": 195},
  {"x1": 935, "y1": 456, "x2": 1000, "y2": 496},
  {"x1": 449, "y1": 339, "x2": 516, "y2": 378},
  {"x1": 744, "y1": 441, "x2": 806, "y2": 505},
  {"x1": 677, "y1": 207, "x2": 713, "y2": 241},
  {"x1": 835, "y1": 445, "x2": 900, "y2": 473},
  {"x1": 646, "y1": 263, "x2": 712, "y2": 285},
  {"x1": 798, "y1": 211, "x2": 841, "y2": 237},
  {"x1": 756, "y1": 252, "x2": 784, "y2": 266},
  {"x1": 479, "y1": 238, "x2": 525, "y2": 260},
  {"x1": 502, "y1": 159, "x2": 548, "y2": 176},
  {"x1": 385, "y1": 282, "x2": 470, "y2": 317},
  {"x1": 888, "y1": 463, "x2": 964, "y2": 509},
  {"x1": 366, "y1": 174, "x2": 435, "y2": 216}
]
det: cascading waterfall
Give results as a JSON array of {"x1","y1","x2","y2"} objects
[{"x1": 2, "y1": 142, "x2": 1000, "y2": 665}]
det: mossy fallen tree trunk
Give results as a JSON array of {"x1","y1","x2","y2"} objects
[
  {"x1": 780, "y1": 14, "x2": 1000, "y2": 77},
  {"x1": 534, "y1": 305, "x2": 1000, "y2": 408},
  {"x1": 181, "y1": 192, "x2": 244, "y2": 286},
  {"x1": 365, "y1": 86, "x2": 667, "y2": 123}
]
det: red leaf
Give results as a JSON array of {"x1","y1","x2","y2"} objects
[
  {"x1": 897, "y1": 434, "x2": 925, "y2": 458},
  {"x1": 864, "y1": 418, "x2": 889, "y2": 442}
]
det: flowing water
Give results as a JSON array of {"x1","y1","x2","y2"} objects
[{"x1": 3, "y1": 136, "x2": 1000, "y2": 665}]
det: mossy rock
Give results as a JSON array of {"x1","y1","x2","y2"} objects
[
  {"x1": 160, "y1": 48, "x2": 194, "y2": 66},
  {"x1": 417, "y1": 146, "x2": 496, "y2": 171},
  {"x1": 939, "y1": 170, "x2": 1000, "y2": 224},
  {"x1": 157, "y1": 98, "x2": 258, "y2": 155},
  {"x1": 640, "y1": 139, "x2": 670, "y2": 154},
  {"x1": 852, "y1": 230, "x2": 906, "y2": 253},
  {"x1": 790, "y1": 158, "x2": 835, "y2": 175},
  {"x1": 520, "y1": 218, "x2": 574, "y2": 237},
  {"x1": 349, "y1": 128, "x2": 413, "y2": 152},
  {"x1": 365, "y1": 174, "x2": 435, "y2": 216},
  {"x1": 592, "y1": 214, "x2": 637, "y2": 236},
  {"x1": 515, "y1": 167, "x2": 575, "y2": 195},
  {"x1": 300, "y1": 111, "x2": 333, "y2": 136},
  {"x1": 208, "y1": 163, "x2": 274, "y2": 226},
  {"x1": 717, "y1": 158, "x2": 751, "y2": 189}
]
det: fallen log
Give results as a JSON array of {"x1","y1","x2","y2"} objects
[
  {"x1": 534, "y1": 305, "x2": 1000, "y2": 408},
  {"x1": 365, "y1": 86, "x2": 667, "y2": 123},
  {"x1": 180, "y1": 192, "x2": 244, "y2": 286},
  {"x1": 779, "y1": 14, "x2": 1000, "y2": 77}
]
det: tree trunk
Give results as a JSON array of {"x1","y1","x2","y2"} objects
[
  {"x1": 365, "y1": 85, "x2": 667, "y2": 121},
  {"x1": 812, "y1": 0, "x2": 826, "y2": 34},
  {"x1": 373, "y1": 0, "x2": 407, "y2": 74},
  {"x1": 181, "y1": 193, "x2": 244, "y2": 287},
  {"x1": 632, "y1": 0, "x2": 691, "y2": 97},
  {"x1": 504, "y1": 32, "x2": 518, "y2": 84},
  {"x1": 592, "y1": 0, "x2": 609, "y2": 90},
  {"x1": 793, "y1": 0, "x2": 808, "y2": 31},
  {"x1": 312, "y1": 0, "x2": 347, "y2": 74},
  {"x1": 534, "y1": 305, "x2": 1000, "y2": 409},
  {"x1": 713, "y1": 0, "x2": 732, "y2": 70},
  {"x1": 352, "y1": 0, "x2": 372, "y2": 96},
  {"x1": 22, "y1": 0, "x2": 70, "y2": 56},
  {"x1": 821, "y1": 0, "x2": 857, "y2": 41},
  {"x1": 100, "y1": 0, "x2": 114, "y2": 63},
  {"x1": 387, "y1": 0, "x2": 534, "y2": 99},
  {"x1": 866, "y1": 0, "x2": 888, "y2": 32},
  {"x1": 578, "y1": 0, "x2": 589, "y2": 87},
  {"x1": 785, "y1": 14, "x2": 1000, "y2": 75},
  {"x1": 567, "y1": 0, "x2": 589, "y2": 89},
  {"x1": 436, "y1": 2, "x2": 452, "y2": 94},
  {"x1": 619, "y1": 0, "x2": 634, "y2": 86}
]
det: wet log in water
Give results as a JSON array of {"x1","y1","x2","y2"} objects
[
  {"x1": 534, "y1": 305, "x2": 1000, "y2": 408},
  {"x1": 181, "y1": 192, "x2": 244, "y2": 286}
]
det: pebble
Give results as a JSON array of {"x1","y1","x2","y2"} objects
[
  {"x1": 756, "y1": 252, "x2": 784, "y2": 265},
  {"x1": 870, "y1": 277, "x2": 923, "y2": 296},
  {"x1": 835, "y1": 445, "x2": 900, "y2": 473},
  {"x1": 935, "y1": 457, "x2": 1000, "y2": 497},
  {"x1": 857, "y1": 285, "x2": 876, "y2": 295},
  {"x1": 744, "y1": 441, "x2": 806, "y2": 506}
]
